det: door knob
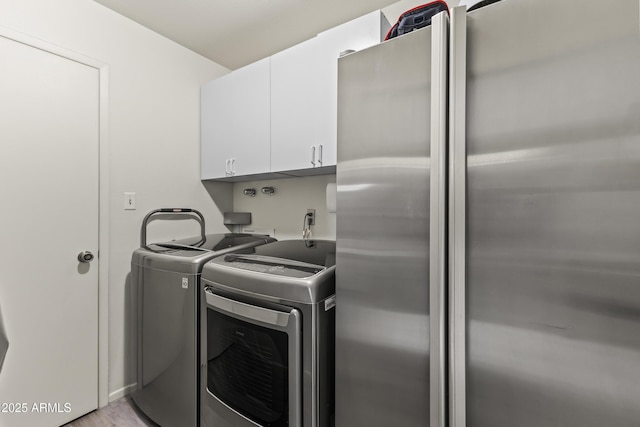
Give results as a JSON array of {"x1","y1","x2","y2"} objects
[{"x1": 77, "y1": 251, "x2": 95, "y2": 263}]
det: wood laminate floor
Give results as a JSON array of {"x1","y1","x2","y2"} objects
[{"x1": 63, "y1": 397, "x2": 158, "y2": 427}]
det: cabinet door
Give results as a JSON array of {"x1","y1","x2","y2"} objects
[
  {"x1": 317, "y1": 11, "x2": 388, "y2": 167},
  {"x1": 270, "y1": 37, "x2": 321, "y2": 173},
  {"x1": 201, "y1": 58, "x2": 271, "y2": 179}
]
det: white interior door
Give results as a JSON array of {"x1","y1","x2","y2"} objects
[{"x1": 0, "y1": 35, "x2": 99, "y2": 427}]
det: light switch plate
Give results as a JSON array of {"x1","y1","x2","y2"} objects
[{"x1": 124, "y1": 192, "x2": 136, "y2": 210}]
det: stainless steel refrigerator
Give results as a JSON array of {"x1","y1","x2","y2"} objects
[
  {"x1": 336, "y1": 1, "x2": 640, "y2": 426},
  {"x1": 336, "y1": 11, "x2": 449, "y2": 427}
]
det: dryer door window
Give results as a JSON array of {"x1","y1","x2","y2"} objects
[{"x1": 204, "y1": 291, "x2": 302, "y2": 427}]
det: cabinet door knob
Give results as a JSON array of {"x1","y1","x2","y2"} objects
[{"x1": 311, "y1": 146, "x2": 316, "y2": 167}]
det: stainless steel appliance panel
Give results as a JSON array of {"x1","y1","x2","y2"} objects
[
  {"x1": 336, "y1": 26, "x2": 437, "y2": 427},
  {"x1": 463, "y1": 1, "x2": 640, "y2": 426},
  {"x1": 133, "y1": 267, "x2": 198, "y2": 427}
]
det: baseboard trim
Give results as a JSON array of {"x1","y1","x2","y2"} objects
[{"x1": 108, "y1": 383, "x2": 137, "y2": 403}]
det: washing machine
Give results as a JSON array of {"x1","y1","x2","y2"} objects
[
  {"x1": 131, "y1": 208, "x2": 275, "y2": 427},
  {"x1": 200, "y1": 239, "x2": 336, "y2": 427}
]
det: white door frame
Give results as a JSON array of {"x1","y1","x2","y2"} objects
[{"x1": 0, "y1": 26, "x2": 110, "y2": 408}]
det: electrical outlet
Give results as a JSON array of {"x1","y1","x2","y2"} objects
[{"x1": 306, "y1": 209, "x2": 316, "y2": 225}]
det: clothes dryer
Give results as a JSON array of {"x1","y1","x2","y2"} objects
[{"x1": 200, "y1": 240, "x2": 336, "y2": 427}]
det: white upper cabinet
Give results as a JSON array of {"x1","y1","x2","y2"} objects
[
  {"x1": 315, "y1": 11, "x2": 389, "y2": 168},
  {"x1": 201, "y1": 10, "x2": 387, "y2": 180},
  {"x1": 201, "y1": 58, "x2": 270, "y2": 179},
  {"x1": 270, "y1": 10, "x2": 388, "y2": 174},
  {"x1": 270, "y1": 37, "x2": 322, "y2": 173}
]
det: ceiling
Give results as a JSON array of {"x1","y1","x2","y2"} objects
[{"x1": 93, "y1": 0, "x2": 420, "y2": 70}]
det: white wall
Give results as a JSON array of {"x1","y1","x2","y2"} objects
[
  {"x1": 232, "y1": 175, "x2": 336, "y2": 240},
  {"x1": 0, "y1": 0, "x2": 231, "y2": 401}
]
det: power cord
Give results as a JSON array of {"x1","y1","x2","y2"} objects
[{"x1": 302, "y1": 212, "x2": 313, "y2": 240}]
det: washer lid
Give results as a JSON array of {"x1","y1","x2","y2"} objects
[
  {"x1": 209, "y1": 240, "x2": 336, "y2": 279},
  {"x1": 131, "y1": 233, "x2": 276, "y2": 274},
  {"x1": 247, "y1": 240, "x2": 335, "y2": 268},
  {"x1": 148, "y1": 233, "x2": 275, "y2": 257},
  {"x1": 203, "y1": 240, "x2": 336, "y2": 303},
  {"x1": 209, "y1": 240, "x2": 335, "y2": 277}
]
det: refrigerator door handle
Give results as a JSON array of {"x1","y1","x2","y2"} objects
[
  {"x1": 429, "y1": 11, "x2": 449, "y2": 427},
  {"x1": 310, "y1": 145, "x2": 316, "y2": 167},
  {"x1": 449, "y1": 7, "x2": 468, "y2": 427}
]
